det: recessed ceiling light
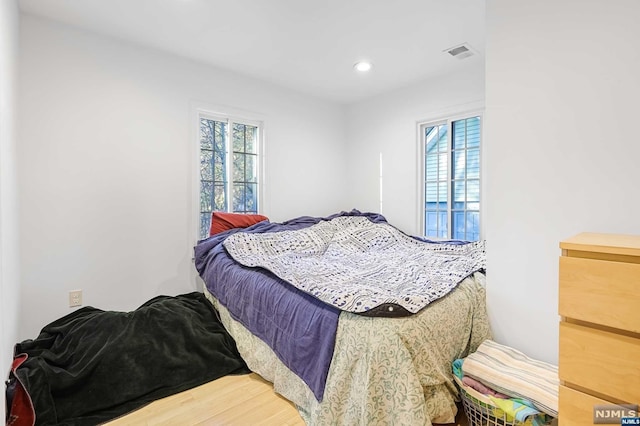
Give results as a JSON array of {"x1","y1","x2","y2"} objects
[{"x1": 354, "y1": 61, "x2": 373, "y2": 72}]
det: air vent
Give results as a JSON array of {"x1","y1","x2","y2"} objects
[{"x1": 444, "y1": 43, "x2": 475, "y2": 60}]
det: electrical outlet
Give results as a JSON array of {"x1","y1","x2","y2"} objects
[{"x1": 69, "y1": 289, "x2": 82, "y2": 307}]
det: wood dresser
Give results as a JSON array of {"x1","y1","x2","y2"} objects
[{"x1": 558, "y1": 233, "x2": 640, "y2": 425}]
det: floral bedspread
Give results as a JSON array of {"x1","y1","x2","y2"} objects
[{"x1": 205, "y1": 272, "x2": 491, "y2": 425}]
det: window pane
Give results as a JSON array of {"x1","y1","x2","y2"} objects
[
  {"x1": 200, "y1": 181, "x2": 213, "y2": 211},
  {"x1": 233, "y1": 153, "x2": 246, "y2": 182},
  {"x1": 467, "y1": 180, "x2": 480, "y2": 202},
  {"x1": 425, "y1": 126, "x2": 438, "y2": 153},
  {"x1": 246, "y1": 154, "x2": 257, "y2": 183},
  {"x1": 438, "y1": 153, "x2": 448, "y2": 180},
  {"x1": 233, "y1": 123, "x2": 245, "y2": 152},
  {"x1": 214, "y1": 156, "x2": 225, "y2": 183},
  {"x1": 466, "y1": 117, "x2": 481, "y2": 148},
  {"x1": 437, "y1": 125, "x2": 447, "y2": 152},
  {"x1": 453, "y1": 180, "x2": 465, "y2": 202},
  {"x1": 425, "y1": 182, "x2": 438, "y2": 202},
  {"x1": 466, "y1": 211, "x2": 480, "y2": 241},
  {"x1": 215, "y1": 121, "x2": 226, "y2": 147},
  {"x1": 213, "y1": 122, "x2": 227, "y2": 164},
  {"x1": 438, "y1": 212, "x2": 448, "y2": 238},
  {"x1": 467, "y1": 202, "x2": 479, "y2": 211},
  {"x1": 232, "y1": 184, "x2": 245, "y2": 212},
  {"x1": 213, "y1": 121, "x2": 227, "y2": 182},
  {"x1": 245, "y1": 126, "x2": 257, "y2": 154},
  {"x1": 425, "y1": 155, "x2": 438, "y2": 181},
  {"x1": 467, "y1": 148, "x2": 480, "y2": 179},
  {"x1": 453, "y1": 151, "x2": 465, "y2": 179},
  {"x1": 214, "y1": 184, "x2": 226, "y2": 211},
  {"x1": 453, "y1": 120, "x2": 465, "y2": 149},
  {"x1": 438, "y1": 182, "x2": 447, "y2": 202},
  {"x1": 245, "y1": 183, "x2": 258, "y2": 212},
  {"x1": 200, "y1": 150, "x2": 213, "y2": 181},
  {"x1": 200, "y1": 213, "x2": 211, "y2": 240},
  {"x1": 426, "y1": 211, "x2": 438, "y2": 235},
  {"x1": 200, "y1": 118, "x2": 214, "y2": 150},
  {"x1": 453, "y1": 211, "x2": 466, "y2": 240}
]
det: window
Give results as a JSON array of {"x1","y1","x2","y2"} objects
[
  {"x1": 421, "y1": 115, "x2": 481, "y2": 241},
  {"x1": 199, "y1": 114, "x2": 262, "y2": 239}
]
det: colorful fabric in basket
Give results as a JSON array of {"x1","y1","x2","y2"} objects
[
  {"x1": 454, "y1": 374, "x2": 552, "y2": 426},
  {"x1": 489, "y1": 397, "x2": 548, "y2": 425},
  {"x1": 462, "y1": 339, "x2": 559, "y2": 417}
]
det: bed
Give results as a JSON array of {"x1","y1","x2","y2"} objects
[{"x1": 194, "y1": 210, "x2": 491, "y2": 425}]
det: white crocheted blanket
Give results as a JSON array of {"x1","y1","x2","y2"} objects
[{"x1": 223, "y1": 216, "x2": 485, "y2": 315}]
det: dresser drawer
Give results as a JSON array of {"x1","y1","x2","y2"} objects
[
  {"x1": 559, "y1": 256, "x2": 640, "y2": 333},
  {"x1": 559, "y1": 322, "x2": 640, "y2": 403},
  {"x1": 559, "y1": 385, "x2": 614, "y2": 426}
]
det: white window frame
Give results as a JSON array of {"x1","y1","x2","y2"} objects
[
  {"x1": 417, "y1": 110, "x2": 483, "y2": 240},
  {"x1": 192, "y1": 107, "x2": 265, "y2": 242}
]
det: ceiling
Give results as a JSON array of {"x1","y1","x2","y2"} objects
[{"x1": 18, "y1": 0, "x2": 486, "y2": 104}]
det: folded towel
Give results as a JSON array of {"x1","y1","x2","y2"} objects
[{"x1": 462, "y1": 339, "x2": 558, "y2": 417}]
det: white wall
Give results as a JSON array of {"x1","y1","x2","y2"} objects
[
  {"x1": 485, "y1": 0, "x2": 640, "y2": 363},
  {"x1": 17, "y1": 0, "x2": 640, "y2": 367},
  {"x1": 345, "y1": 65, "x2": 485, "y2": 235},
  {"x1": 0, "y1": 0, "x2": 20, "y2": 420},
  {"x1": 18, "y1": 15, "x2": 348, "y2": 340}
]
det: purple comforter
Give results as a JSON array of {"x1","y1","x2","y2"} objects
[{"x1": 194, "y1": 210, "x2": 387, "y2": 401}]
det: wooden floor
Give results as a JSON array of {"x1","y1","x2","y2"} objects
[
  {"x1": 106, "y1": 373, "x2": 469, "y2": 425},
  {"x1": 105, "y1": 373, "x2": 303, "y2": 426}
]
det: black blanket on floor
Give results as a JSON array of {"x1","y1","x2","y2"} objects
[{"x1": 11, "y1": 292, "x2": 250, "y2": 425}]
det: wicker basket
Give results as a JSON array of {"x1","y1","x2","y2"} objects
[{"x1": 454, "y1": 376, "x2": 553, "y2": 426}]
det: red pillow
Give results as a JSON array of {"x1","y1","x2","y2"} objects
[{"x1": 209, "y1": 212, "x2": 269, "y2": 236}]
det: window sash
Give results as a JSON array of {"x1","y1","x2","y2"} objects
[
  {"x1": 421, "y1": 114, "x2": 481, "y2": 241},
  {"x1": 198, "y1": 113, "x2": 262, "y2": 239}
]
